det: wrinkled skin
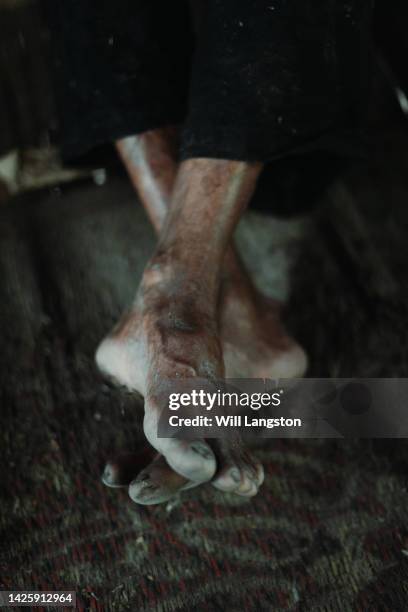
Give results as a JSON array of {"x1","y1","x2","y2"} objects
[{"x1": 97, "y1": 129, "x2": 307, "y2": 504}]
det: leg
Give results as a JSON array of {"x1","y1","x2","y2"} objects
[
  {"x1": 106, "y1": 129, "x2": 307, "y2": 379},
  {"x1": 98, "y1": 154, "x2": 266, "y2": 496},
  {"x1": 141, "y1": 156, "x2": 267, "y2": 492},
  {"x1": 98, "y1": 131, "x2": 306, "y2": 502}
]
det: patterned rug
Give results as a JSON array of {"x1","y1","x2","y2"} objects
[{"x1": 1, "y1": 138, "x2": 408, "y2": 610}]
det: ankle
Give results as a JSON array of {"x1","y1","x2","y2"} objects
[{"x1": 141, "y1": 251, "x2": 220, "y2": 319}]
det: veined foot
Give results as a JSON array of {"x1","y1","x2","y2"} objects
[
  {"x1": 97, "y1": 256, "x2": 264, "y2": 500},
  {"x1": 97, "y1": 266, "x2": 307, "y2": 390}
]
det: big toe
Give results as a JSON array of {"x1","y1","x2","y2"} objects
[
  {"x1": 128, "y1": 456, "x2": 191, "y2": 505},
  {"x1": 144, "y1": 409, "x2": 217, "y2": 482}
]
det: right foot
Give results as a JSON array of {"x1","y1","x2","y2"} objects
[
  {"x1": 97, "y1": 255, "x2": 264, "y2": 499},
  {"x1": 219, "y1": 279, "x2": 307, "y2": 379}
]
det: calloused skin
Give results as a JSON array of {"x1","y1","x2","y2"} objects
[{"x1": 97, "y1": 128, "x2": 307, "y2": 504}]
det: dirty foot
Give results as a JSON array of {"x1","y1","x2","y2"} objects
[
  {"x1": 219, "y1": 276, "x2": 307, "y2": 379},
  {"x1": 96, "y1": 254, "x2": 263, "y2": 496}
]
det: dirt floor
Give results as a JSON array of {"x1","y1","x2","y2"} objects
[{"x1": 1, "y1": 125, "x2": 408, "y2": 610}]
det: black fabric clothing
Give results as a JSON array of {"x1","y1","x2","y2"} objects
[
  {"x1": 44, "y1": 0, "x2": 374, "y2": 213},
  {"x1": 182, "y1": 0, "x2": 374, "y2": 163},
  {"x1": 45, "y1": 0, "x2": 374, "y2": 163},
  {"x1": 44, "y1": 0, "x2": 193, "y2": 161}
]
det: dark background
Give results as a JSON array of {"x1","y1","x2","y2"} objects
[{"x1": 1, "y1": 1, "x2": 408, "y2": 610}]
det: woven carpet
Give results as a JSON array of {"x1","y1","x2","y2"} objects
[{"x1": 1, "y1": 131, "x2": 408, "y2": 611}]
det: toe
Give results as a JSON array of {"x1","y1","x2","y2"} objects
[
  {"x1": 236, "y1": 468, "x2": 259, "y2": 496},
  {"x1": 212, "y1": 466, "x2": 242, "y2": 492},
  {"x1": 164, "y1": 439, "x2": 217, "y2": 482},
  {"x1": 129, "y1": 477, "x2": 170, "y2": 505},
  {"x1": 101, "y1": 450, "x2": 154, "y2": 488},
  {"x1": 102, "y1": 462, "x2": 125, "y2": 488},
  {"x1": 128, "y1": 455, "x2": 190, "y2": 505},
  {"x1": 144, "y1": 409, "x2": 217, "y2": 482},
  {"x1": 211, "y1": 439, "x2": 264, "y2": 497},
  {"x1": 236, "y1": 478, "x2": 258, "y2": 497}
]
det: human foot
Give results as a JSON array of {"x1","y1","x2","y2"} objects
[
  {"x1": 97, "y1": 260, "x2": 306, "y2": 393},
  {"x1": 219, "y1": 279, "x2": 307, "y2": 379},
  {"x1": 96, "y1": 255, "x2": 264, "y2": 494},
  {"x1": 96, "y1": 262, "x2": 304, "y2": 503},
  {"x1": 103, "y1": 448, "x2": 264, "y2": 505}
]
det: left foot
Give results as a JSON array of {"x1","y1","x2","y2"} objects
[
  {"x1": 97, "y1": 254, "x2": 264, "y2": 500},
  {"x1": 97, "y1": 257, "x2": 304, "y2": 503}
]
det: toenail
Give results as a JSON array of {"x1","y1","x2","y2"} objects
[
  {"x1": 134, "y1": 476, "x2": 157, "y2": 490},
  {"x1": 190, "y1": 441, "x2": 213, "y2": 460},
  {"x1": 129, "y1": 483, "x2": 162, "y2": 504},
  {"x1": 238, "y1": 474, "x2": 256, "y2": 494},
  {"x1": 244, "y1": 468, "x2": 257, "y2": 483},
  {"x1": 131, "y1": 480, "x2": 158, "y2": 494},
  {"x1": 103, "y1": 465, "x2": 114, "y2": 481},
  {"x1": 241, "y1": 483, "x2": 258, "y2": 497},
  {"x1": 141, "y1": 483, "x2": 159, "y2": 493},
  {"x1": 229, "y1": 468, "x2": 241, "y2": 483},
  {"x1": 237, "y1": 478, "x2": 258, "y2": 496}
]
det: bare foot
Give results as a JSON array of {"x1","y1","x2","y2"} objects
[
  {"x1": 103, "y1": 448, "x2": 264, "y2": 505},
  {"x1": 219, "y1": 279, "x2": 307, "y2": 379},
  {"x1": 97, "y1": 255, "x2": 264, "y2": 495},
  {"x1": 97, "y1": 265, "x2": 307, "y2": 391},
  {"x1": 97, "y1": 258, "x2": 305, "y2": 503}
]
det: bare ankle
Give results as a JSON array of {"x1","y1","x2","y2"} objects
[{"x1": 142, "y1": 249, "x2": 220, "y2": 316}]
